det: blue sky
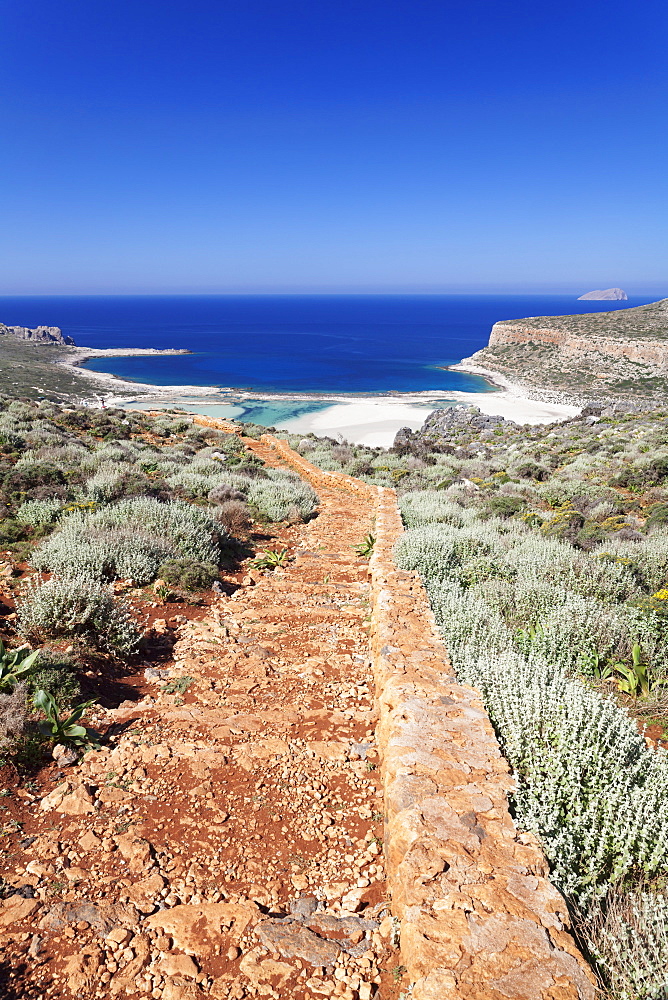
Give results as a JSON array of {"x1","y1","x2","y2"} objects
[{"x1": 1, "y1": 0, "x2": 666, "y2": 294}]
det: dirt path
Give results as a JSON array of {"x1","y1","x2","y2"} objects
[{"x1": 0, "y1": 432, "x2": 405, "y2": 1000}]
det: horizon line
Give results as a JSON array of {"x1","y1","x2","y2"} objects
[{"x1": 0, "y1": 289, "x2": 665, "y2": 299}]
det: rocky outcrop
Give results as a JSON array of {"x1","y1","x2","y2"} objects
[
  {"x1": 394, "y1": 405, "x2": 514, "y2": 453},
  {"x1": 577, "y1": 288, "x2": 627, "y2": 300},
  {"x1": 0, "y1": 322, "x2": 75, "y2": 346}
]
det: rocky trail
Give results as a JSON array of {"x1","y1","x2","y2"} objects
[
  {"x1": 0, "y1": 426, "x2": 597, "y2": 1000},
  {"x1": 0, "y1": 431, "x2": 405, "y2": 1000}
]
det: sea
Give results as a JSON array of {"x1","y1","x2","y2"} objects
[{"x1": 0, "y1": 294, "x2": 656, "y2": 435}]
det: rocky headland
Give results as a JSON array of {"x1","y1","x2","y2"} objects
[
  {"x1": 0, "y1": 322, "x2": 75, "y2": 346},
  {"x1": 452, "y1": 297, "x2": 668, "y2": 405}
]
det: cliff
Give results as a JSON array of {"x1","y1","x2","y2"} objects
[
  {"x1": 0, "y1": 322, "x2": 75, "y2": 346},
  {"x1": 459, "y1": 298, "x2": 668, "y2": 404}
]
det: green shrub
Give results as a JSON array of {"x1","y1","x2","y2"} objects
[
  {"x1": 516, "y1": 461, "x2": 549, "y2": 481},
  {"x1": 646, "y1": 503, "x2": 668, "y2": 530},
  {"x1": 28, "y1": 649, "x2": 80, "y2": 710},
  {"x1": 485, "y1": 495, "x2": 525, "y2": 518},
  {"x1": 0, "y1": 519, "x2": 30, "y2": 546},
  {"x1": 157, "y1": 559, "x2": 218, "y2": 591},
  {"x1": 17, "y1": 577, "x2": 140, "y2": 655},
  {"x1": 2, "y1": 462, "x2": 66, "y2": 501}
]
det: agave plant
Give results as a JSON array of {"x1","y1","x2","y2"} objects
[
  {"x1": 0, "y1": 639, "x2": 40, "y2": 693},
  {"x1": 609, "y1": 644, "x2": 658, "y2": 700},
  {"x1": 33, "y1": 690, "x2": 101, "y2": 750},
  {"x1": 355, "y1": 534, "x2": 376, "y2": 558},
  {"x1": 250, "y1": 548, "x2": 288, "y2": 570}
]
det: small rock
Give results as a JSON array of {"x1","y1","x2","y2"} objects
[
  {"x1": 52, "y1": 744, "x2": 79, "y2": 767},
  {"x1": 28, "y1": 934, "x2": 43, "y2": 958},
  {"x1": 79, "y1": 830, "x2": 102, "y2": 851},
  {"x1": 58, "y1": 783, "x2": 96, "y2": 815},
  {"x1": 255, "y1": 919, "x2": 341, "y2": 967},
  {"x1": 115, "y1": 834, "x2": 155, "y2": 873},
  {"x1": 239, "y1": 948, "x2": 293, "y2": 988},
  {"x1": 106, "y1": 927, "x2": 131, "y2": 946},
  {"x1": 0, "y1": 896, "x2": 39, "y2": 927},
  {"x1": 289, "y1": 896, "x2": 318, "y2": 919},
  {"x1": 157, "y1": 954, "x2": 199, "y2": 979}
]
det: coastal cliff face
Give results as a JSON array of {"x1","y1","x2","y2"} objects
[
  {"x1": 465, "y1": 298, "x2": 668, "y2": 404},
  {"x1": 0, "y1": 322, "x2": 75, "y2": 346},
  {"x1": 488, "y1": 321, "x2": 668, "y2": 370}
]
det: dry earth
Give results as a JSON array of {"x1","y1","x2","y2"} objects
[{"x1": 0, "y1": 434, "x2": 405, "y2": 1000}]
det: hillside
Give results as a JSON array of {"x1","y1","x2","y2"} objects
[
  {"x1": 459, "y1": 297, "x2": 668, "y2": 404},
  {"x1": 284, "y1": 401, "x2": 668, "y2": 998},
  {"x1": 0, "y1": 337, "x2": 103, "y2": 403},
  {"x1": 4, "y1": 396, "x2": 668, "y2": 997}
]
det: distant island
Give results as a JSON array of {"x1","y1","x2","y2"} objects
[{"x1": 577, "y1": 287, "x2": 628, "y2": 300}]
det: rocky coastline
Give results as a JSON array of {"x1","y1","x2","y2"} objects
[
  {"x1": 453, "y1": 297, "x2": 668, "y2": 406},
  {"x1": 0, "y1": 322, "x2": 76, "y2": 346}
]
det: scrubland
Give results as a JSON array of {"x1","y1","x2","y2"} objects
[
  {"x1": 287, "y1": 405, "x2": 668, "y2": 999},
  {"x1": 0, "y1": 397, "x2": 316, "y2": 757},
  {"x1": 5, "y1": 389, "x2": 668, "y2": 996}
]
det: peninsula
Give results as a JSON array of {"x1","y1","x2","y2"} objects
[
  {"x1": 451, "y1": 297, "x2": 668, "y2": 405},
  {"x1": 0, "y1": 322, "x2": 209, "y2": 403}
]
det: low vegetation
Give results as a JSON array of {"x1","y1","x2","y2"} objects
[
  {"x1": 0, "y1": 396, "x2": 318, "y2": 770},
  {"x1": 292, "y1": 404, "x2": 668, "y2": 998}
]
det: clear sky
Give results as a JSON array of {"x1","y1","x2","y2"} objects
[{"x1": 1, "y1": 0, "x2": 666, "y2": 294}]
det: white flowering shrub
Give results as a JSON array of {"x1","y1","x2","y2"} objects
[
  {"x1": 33, "y1": 498, "x2": 222, "y2": 583},
  {"x1": 394, "y1": 523, "x2": 499, "y2": 582},
  {"x1": 399, "y1": 491, "x2": 467, "y2": 528},
  {"x1": 247, "y1": 475, "x2": 318, "y2": 522},
  {"x1": 420, "y1": 577, "x2": 668, "y2": 907},
  {"x1": 84, "y1": 464, "x2": 125, "y2": 503},
  {"x1": 17, "y1": 576, "x2": 140, "y2": 654},
  {"x1": 302, "y1": 448, "x2": 340, "y2": 471},
  {"x1": 166, "y1": 469, "x2": 226, "y2": 498},
  {"x1": 16, "y1": 498, "x2": 64, "y2": 527},
  {"x1": 514, "y1": 592, "x2": 664, "y2": 674},
  {"x1": 602, "y1": 529, "x2": 668, "y2": 593}
]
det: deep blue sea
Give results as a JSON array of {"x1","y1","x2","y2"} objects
[{"x1": 0, "y1": 294, "x2": 655, "y2": 397}]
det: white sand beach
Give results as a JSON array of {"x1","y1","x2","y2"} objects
[
  {"x1": 280, "y1": 389, "x2": 579, "y2": 447},
  {"x1": 281, "y1": 400, "x2": 434, "y2": 447}
]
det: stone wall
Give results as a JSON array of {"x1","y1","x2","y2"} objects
[
  {"x1": 190, "y1": 416, "x2": 596, "y2": 998},
  {"x1": 368, "y1": 490, "x2": 596, "y2": 1000}
]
